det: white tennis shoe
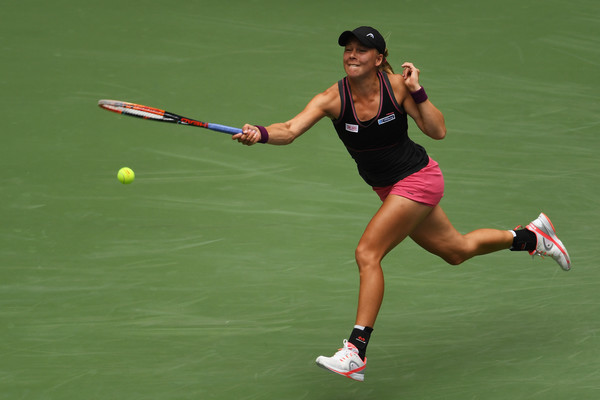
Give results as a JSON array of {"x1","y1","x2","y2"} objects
[
  {"x1": 315, "y1": 340, "x2": 366, "y2": 382},
  {"x1": 526, "y1": 213, "x2": 571, "y2": 271}
]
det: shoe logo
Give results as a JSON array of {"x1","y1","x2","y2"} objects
[
  {"x1": 349, "y1": 361, "x2": 361, "y2": 371},
  {"x1": 543, "y1": 238, "x2": 553, "y2": 250}
]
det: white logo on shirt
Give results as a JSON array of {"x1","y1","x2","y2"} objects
[
  {"x1": 378, "y1": 113, "x2": 396, "y2": 125},
  {"x1": 345, "y1": 123, "x2": 359, "y2": 133}
]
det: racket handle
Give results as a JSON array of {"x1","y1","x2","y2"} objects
[{"x1": 207, "y1": 123, "x2": 243, "y2": 135}]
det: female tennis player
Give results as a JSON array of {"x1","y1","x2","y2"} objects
[{"x1": 232, "y1": 26, "x2": 571, "y2": 381}]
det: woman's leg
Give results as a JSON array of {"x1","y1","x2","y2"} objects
[
  {"x1": 315, "y1": 198, "x2": 513, "y2": 379},
  {"x1": 409, "y1": 205, "x2": 513, "y2": 265},
  {"x1": 354, "y1": 194, "x2": 435, "y2": 327}
]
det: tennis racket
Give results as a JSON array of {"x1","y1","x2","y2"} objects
[{"x1": 98, "y1": 99, "x2": 242, "y2": 135}]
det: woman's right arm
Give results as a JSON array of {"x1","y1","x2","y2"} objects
[{"x1": 232, "y1": 84, "x2": 340, "y2": 146}]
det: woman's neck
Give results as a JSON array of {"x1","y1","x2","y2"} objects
[{"x1": 348, "y1": 70, "x2": 380, "y2": 98}]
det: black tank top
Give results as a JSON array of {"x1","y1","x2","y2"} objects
[{"x1": 332, "y1": 71, "x2": 429, "y2": 187}]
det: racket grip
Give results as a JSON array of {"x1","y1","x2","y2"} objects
[{"x1": 207, "y1": 123, "x2": 243, "y2": 135}]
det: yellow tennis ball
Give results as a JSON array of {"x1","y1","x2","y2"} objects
[{"x1": 117, "y1": 167, "x2": 135, "y2": 184}]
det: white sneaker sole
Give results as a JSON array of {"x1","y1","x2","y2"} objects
[{"x1": 315, "y1": 356, "x2": 366, "y2": 382}]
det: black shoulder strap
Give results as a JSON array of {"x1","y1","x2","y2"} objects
[
  {"x1": 379, "y1": 71, "x2": 404, "y2": 113},
  {"x1": 335, "y1": 78, "x2": 346, "y2": 121}
]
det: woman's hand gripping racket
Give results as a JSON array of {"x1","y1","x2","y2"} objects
[{"x1": 98, "y1": 99, "x2": 243, "y2": 135}]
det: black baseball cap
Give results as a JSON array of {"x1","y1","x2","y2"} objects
[{"x1": 338, "y1": 26, "x2": 386, "y2": 54}]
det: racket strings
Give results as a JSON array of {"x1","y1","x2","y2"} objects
[
  {"x1": 100, "y1": 102, "x2": 171, "y2": 122},
  {"x1": 122, "y1": 106, "x2": 166, "y2": 121}
]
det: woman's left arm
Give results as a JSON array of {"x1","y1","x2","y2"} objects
[{"x1": 396, "y1": 62, "x2": 446, "y2": 140}]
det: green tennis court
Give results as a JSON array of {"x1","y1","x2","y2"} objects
[{"x1": 2, "y1": 1, "x2": 599, "y2": 398}]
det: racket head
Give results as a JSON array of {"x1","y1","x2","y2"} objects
[{"x1": 98, "y1": 99, "x2": 176, "y2": 122}]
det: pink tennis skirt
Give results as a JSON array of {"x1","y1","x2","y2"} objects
[{"x1": 373, "y1": 158, "x2": 444, "y2": 207}]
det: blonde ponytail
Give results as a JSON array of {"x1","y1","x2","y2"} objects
[{"x1": 379, "y1": 49, "x2": 394, "y2": 74}]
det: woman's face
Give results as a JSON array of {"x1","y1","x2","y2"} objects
[{"x1": 343, "y1": 38, "x2": 382, "y2": 78}]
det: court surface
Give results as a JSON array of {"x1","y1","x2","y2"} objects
[{"x1": 2, "y1": 1, "x2": 599, "y2": 398}]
